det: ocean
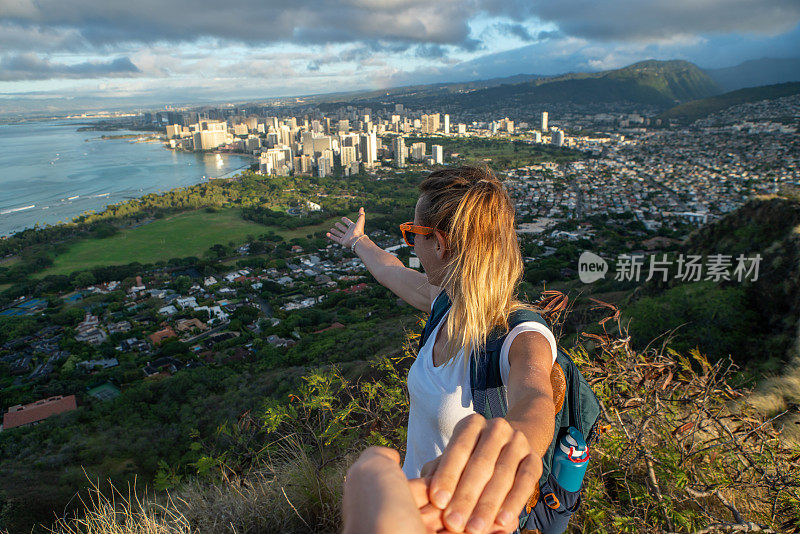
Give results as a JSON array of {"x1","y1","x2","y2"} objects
[{"x1": 0, "y1": 119, "x2": 253, "y2": 237}]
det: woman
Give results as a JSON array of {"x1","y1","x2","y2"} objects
[{"x1": 327, "y1": 165, "x2": 557, "y2": 534}]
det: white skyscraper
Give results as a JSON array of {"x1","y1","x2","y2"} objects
[
  {"x1": 359, "y1": 132, "x2": 377, "y2": 166},
  {"x1": 443, "y1": 114, "x2": 450, "y2": 134},
  {"x1": 540, "y1": 112, "x2": 548, "y2": 132},
  {"x1": 393, "y1": 136, "x2": 406, "y2": 168},
  {"x1": 432, "y1": 145, "x2": 443, "y2": 164}
]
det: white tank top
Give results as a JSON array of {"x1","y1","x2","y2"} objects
[{"x1": 401, "y1": 305, "x2": 558, "y2": 479}]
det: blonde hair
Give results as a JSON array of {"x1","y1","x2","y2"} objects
[{"x1": 418, "y1": 165, "x2": 528, "y2": 365}]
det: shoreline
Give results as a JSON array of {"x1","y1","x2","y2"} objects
[{"x1": 0, "y1": 119, "x2": 254, "y2": 238}]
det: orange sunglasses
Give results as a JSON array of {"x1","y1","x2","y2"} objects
[{"x1": 399, "y1": 222, "x2": 439, "y2": 246}]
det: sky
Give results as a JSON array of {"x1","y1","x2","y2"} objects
[{"x1": 1, "y1": 0, "x2": 799, "y2": 114}]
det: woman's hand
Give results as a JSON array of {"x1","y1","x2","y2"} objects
[
  {"x1": 327, "y1": 207, "x2": 365, "y2": 249},
  {"x1": 427, "y1": 414, "x2": 542, "y2": 534}
]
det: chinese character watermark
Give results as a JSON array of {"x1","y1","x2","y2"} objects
[{"x1": 578, "y1": 252, "x2": 761, "y2": 284}]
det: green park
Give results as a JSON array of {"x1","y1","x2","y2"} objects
[{"x1": 36, "y1": 208, "x2": 348, "y2": 277}]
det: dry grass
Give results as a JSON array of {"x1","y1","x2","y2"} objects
[
  {"x1": 573, "y1": 297, "x2": 800, "y2": 533},
  {"x1": 744, "y1": 355, "x2": 800, "y2": 443},
  {"x1": 42, "y1": 438, "x2": 348, "y2": 534}
]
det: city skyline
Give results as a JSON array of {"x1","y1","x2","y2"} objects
[{"x1": 1, "y1": 0, "x2": 799, "y2": 114}]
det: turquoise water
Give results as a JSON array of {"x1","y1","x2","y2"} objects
[{"x1": 0, "y1": 119, "x2": 253, "y2": 236}]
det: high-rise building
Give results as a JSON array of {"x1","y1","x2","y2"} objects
[
  {"x1": 443, "y1": 114, "x2": 450, "y2": 134},
  {"x1": 432, "y1": 145, "x2": 443, "y2": 164},
  {"x1": 340, "y1": 146, "x2": 357, "y2": 166},
  {"x1": 359, "y1": 132, "x2": 377, "y2": 166},
  {"x1": 533, "y1": 131, "x2": 542, "y2": 143},
  {"x1": 337, "y1": 119, "x2": 350, "y2": 133},
  {"x1": 166, "y1": 124, "x2": 182, "y2": 139},
  {"x1": 244, "y1": 136, "x2": 261, "y2": 152},
  {"x1": 393, "y1": 137, "x2": 406, "y2": 168},
  {"x1": 552, "y1": 130, "x2": 564, "y2": 147},
  {"x1": 540, "y1": 112, "x2": 548, "y2": 132},
  {"x1": 457, "y1": 124, "x2": 466, "y2": 135},
  {"x1": 420, "y1": 114, "x2": 430, "y2": 134},
  {"x1": 192, "y1": 120, "x2": 228, "y2": 150},
  {"x1": 317, "y1": 150, "x2": 333, "y2": 177},
  {"x1": 411, "y1": 142, "x2": 426, "y2": 161},
  {"x1": 299, "y1": 154, "x2": 312, "y2": 174},
  {"x1": 278, "y1": 125, "x2": 292, "y2": 146}
]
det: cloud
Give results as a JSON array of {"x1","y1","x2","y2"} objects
[
  {"x1": 0, "y1": 53, "x2": 140, "y2": 80},
  {"x1": 0, "y1": 0, "x2": 489, "y2": 49},
  {"x1": 525, "y1": 0, "x2": 800, "y2": 43},
  {"x1": 492, "y1": 22, "x2": 537, "y2": 42},
  {"x1": 415, "y1": 44, "x2": 448, "y2": 59}
]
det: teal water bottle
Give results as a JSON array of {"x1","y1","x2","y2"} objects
[{"x1": 551, "y1": 427, "x2": 589, "y2": 492}]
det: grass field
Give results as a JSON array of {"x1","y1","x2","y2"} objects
[{"x1": 37, "y1": 209, "x2": 348, "y2": 277}]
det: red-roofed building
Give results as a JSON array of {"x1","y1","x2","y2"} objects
[
  {"x1": 3, "y1": 395, "x2": 78, "y2": 430},
  {"x1": 343, "y1": 283, "x2": 369, "y2": 294},
  {"x1": 148, "y1": 326, "x2": 177, "y2": 345}
]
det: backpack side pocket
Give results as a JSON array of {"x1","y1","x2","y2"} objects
[{"x1": 520, "y1": 473, "x2": 582, "y2": 534}]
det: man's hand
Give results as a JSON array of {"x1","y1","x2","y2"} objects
[
  {"x1": 327, "y1": 207, "x2": 365, "y2": 248},
  {"x1": 427, "y1": 414, "x2": 542, "y2": 534},
  {"x1": 343, "y1": 447, "x2": 443, "y2": 534}
]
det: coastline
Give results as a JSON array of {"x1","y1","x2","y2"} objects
[{"x1": 0, "y1": 119, "x2": 254, "y2": 237}]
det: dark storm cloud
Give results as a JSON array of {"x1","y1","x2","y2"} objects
[
  {"x1": 0, "y1": 0, "x2": 486, "y2": 48},
  {"x1": 2, "y1": 0, "x2": 797, "y2": 50},
  {"x1": 0, "y1": 53, "x2": 140, "y2": 80},
  {"x1": 523, "y1": 0, "x2": 800, "y2": 41}
]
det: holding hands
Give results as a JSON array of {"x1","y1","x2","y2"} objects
[
  {"x1": 343, "y1": 415, "x2": 542, "y2": 534},
  {"x1": 423, "y1": 414, "x2": 542, "y2": 534}
]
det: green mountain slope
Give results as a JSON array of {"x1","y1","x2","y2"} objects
[
  {"x1": 623, "y1": 194, "x2": 800, "y2": 372},
  {"x1": 603, "y1": 60, "x2": 721, "y2": 101},
  {"x1": 706, "y1": 57, "x2": 800, "y2": 92},
  {"x1": 658, "y1": 81, "x2": 800, "y2": 123},
  {"x1": 384, "y1": 59, "x2": 722, "y2": 111}
]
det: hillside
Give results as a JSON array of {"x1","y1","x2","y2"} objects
[
  {"x1": 706, "y1": 57, "x2": 800, "y2": 92},
  {"x1": 348, "y1": 59, "x2": 722, "y2": 112},
  {"x1": 658, "y1": 81, "x2": 800, "y2": 123},
  {"x1": 31, "y1": 305, "x2": 800, "y2": 533},
  {"x1": 622, "y1": 194, "x2": 800, "y2": 375}
]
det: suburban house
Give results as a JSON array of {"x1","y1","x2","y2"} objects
[{"x1": 148, "y1": 326, "x2": 177, "y2": 345}]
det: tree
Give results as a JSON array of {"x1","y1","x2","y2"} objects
[{"x1": 73, "y1": 271, "x2": 95, "y2": 287}]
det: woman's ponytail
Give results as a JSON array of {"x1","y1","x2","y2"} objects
[{"x1": 418, "y1": 166, "x2": 526, "y2": 364}]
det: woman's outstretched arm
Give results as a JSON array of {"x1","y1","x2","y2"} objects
[
  {"x1": 424, "y1": 332, "x2": 555, "y2": 534},
  {"x1": 327, "y1": 207, "x2": 435, "y2": 312}
]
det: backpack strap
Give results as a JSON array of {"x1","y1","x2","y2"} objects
[
  {"x1": 470, "y1": 308, "x2": 549, "y2": 419},
  {"x1": 418, "y1": 290, "x2": 452, "y2": 352}
]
